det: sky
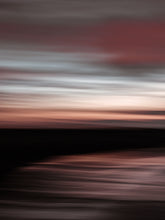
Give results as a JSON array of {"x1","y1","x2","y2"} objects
[{"x1": 0, "y1": 0, "x2": 165, "y2": 128}]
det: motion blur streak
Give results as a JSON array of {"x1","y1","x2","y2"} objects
[
  {"x1": 0, "y1": 150, "x2": 165, "y2": 219},
  {"x1": 0, "y1": 1, "x2": 165, "y2": 220},
  {"x1": 0, "y1": 1, "x2": 165, "y2": 128}
]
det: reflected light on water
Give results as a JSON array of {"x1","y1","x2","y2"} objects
[{"x1": 0, "y1": 150, "x2": 165, "y2": 219}]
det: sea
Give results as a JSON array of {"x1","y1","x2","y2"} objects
[{"x1": 0, "y1": 149, "x2": 165, "y2": 220}]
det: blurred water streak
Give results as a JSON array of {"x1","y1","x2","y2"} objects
[{"x1": 0, "y1": 150, "x2": 165, "y2": 220}]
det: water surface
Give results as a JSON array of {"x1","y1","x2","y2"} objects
[{"x1": 0, "y1": 149, "x2": 165, "y2": 219}]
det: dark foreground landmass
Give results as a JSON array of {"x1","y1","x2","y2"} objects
[{"x1": 0, "y1": 128, "x2": 164, "y2": 175}]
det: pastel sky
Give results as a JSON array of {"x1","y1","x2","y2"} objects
[{"x1": 0, "y1": 0, "x2": 165, "y2": 128}]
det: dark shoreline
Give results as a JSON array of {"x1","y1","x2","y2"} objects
[{"x1": 0, "y1": 128, "x2": 164, "y2": 176}]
